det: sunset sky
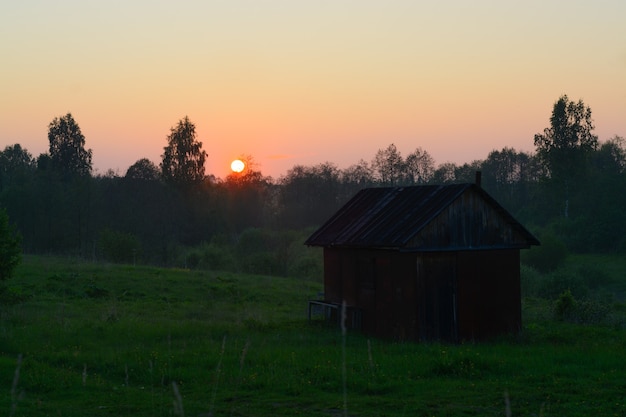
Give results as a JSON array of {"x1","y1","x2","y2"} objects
[{"x1": 1, "y1": 1, "x2": 624, "y2": 179}]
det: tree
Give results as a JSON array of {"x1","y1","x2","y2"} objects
[
  {"x1": 483, "y1": 147, "x2": 522, "y2": 187},
  {"x1": 582, "y1": 136, "x2": 626, "y2": 251},
  {"x1": 125, "y1": 158, "x2": 160, "y2": 181},
  {"x1": 222, "y1": 157, "x2": 272, "y2": 231},
  {"x1": 340, "y1": 159, "x2": 374, "y2": 200},
  {"x1": 591, "y1": 136, "x2": 626, "y2": 175},
  {"x1": 404, "y1": 147, "x2": 435, "y2": 184},
  {"x1": 341, "y1": 159, "x2": 373, "y2": 187},
  {"x1": 533, "y1": 95, "x2": 598, "y2": 217},
  {"x1": 48, "y1": 113, "x2": 93, "y2": 179},
  {"x1": 372, "y1": 143, "x2": 404, "y2": 185},
  {"x1": 0, "y1": 208, "x2": 21, "y2": 282},
  {"x1": 42, "y1": 114, "x2": 94, "y2": 255},
  {"x1": 481, "y1": 148, "x2": 539, "y2": 214},
  {"x1": 278, "y1": 162, "x2": 341, "y2": 228},
  {"x1": 432, "y1": 162, "x2": 457, "y2": 184},
  {"x1": 454, "y1": 160, "x2": 483, "y2": 183},
  {"x1": 160, "y1": 116, "x2": 207, "y2": 186},
  {"x1": 0, "y1": 144, "x2": 35, "y2": 192}
]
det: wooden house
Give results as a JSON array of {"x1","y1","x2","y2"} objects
[{"x1": 305, "y1": 182, "x2": 539, "y2": 342}]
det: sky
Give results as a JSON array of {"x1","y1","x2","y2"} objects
[{"x1": 1, "y1": 1, "x2": 625, "y2": 179}]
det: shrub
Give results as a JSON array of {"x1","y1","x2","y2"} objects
[
  {"x1": 554, "y1": 289, "x2": 576, "y2": 321},
  {"x1": 520, "y1": 264, "x2": 543, "y2": 298},
  {"x1": 573, "y1": 299, "x2": 612, "y2": 324},
  {"x1": 287, "y1": 253, "x2": 322, "y2": 280},
  {"x1": 200, "y1": 243, "x2": 236, "y2": 271},
  {"x1": 185, "y1": 250, "x2": 202, "y2": 269},
  {"x1": 235, "y1": 228, "x2": 271, "y2": 256},
  {"x1": 98, "y1": 229, "x2": 141, "y2": 264},
  {"x1": 578, "y1": 264, "x2": 613, "y2": 289},
  {"x1": 173, "y1": 227, "x2": 321, "y2": 278},
  {"x1": 541, "y1": 270, "x2": 588, "y2": 299},
  {"x1": 241, "y1": 252, "x2": 282, "y2": 275},
  {"x1": 0, "y1": 208, "x2": 22, "y2": 281},
  {"x1": 235, "y1": 228, "x2": 295, "y2": 276},
  {"x1": 554, "y1": 289, "x2": 612, "y2": 324},
  {"x1": 521, "y1": 233, "x2": 568, "y2": 273},
  {"x1": 177, "y1": 243, "x2": 237, "y2": 271}
]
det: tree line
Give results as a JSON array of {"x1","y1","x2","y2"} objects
[{"x1": 1, "y1": 95, "x2": 625, "y2": 269}]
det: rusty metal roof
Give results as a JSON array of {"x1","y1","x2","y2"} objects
[{"x1": 305, "y1": 183, "x2": 539, "y2": 250}]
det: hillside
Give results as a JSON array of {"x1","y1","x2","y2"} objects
[{"x1": 1, "y1": 255, "x2": 625, "y2": 416}]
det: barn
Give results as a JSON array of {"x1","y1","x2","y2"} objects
[{"x1": 305, "y1": 180, "x2": 539, "y2": 342}]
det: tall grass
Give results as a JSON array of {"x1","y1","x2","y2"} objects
[{"x1": 1, "y1": 255, "x2": 626, "y2": 416}]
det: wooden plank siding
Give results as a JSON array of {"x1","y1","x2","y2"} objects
[{"x1": 408, "y1": 188, "x2": 531, "y2": 250}]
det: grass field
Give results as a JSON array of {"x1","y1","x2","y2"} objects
[{"x1": 1, "y1": 255, "x2": 626, "y2": 416}]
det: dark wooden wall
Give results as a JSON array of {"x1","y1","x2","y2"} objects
[
  {"x1": 322, "y1": 247, "x2": 521, "y2": 342},
  {"x1": 456, "y1": 249, "x2": 521, "y2": 340}
]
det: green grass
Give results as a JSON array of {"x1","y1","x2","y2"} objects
[{"x1": 1, "y1": 255, "x2": 626, "y2": 416}]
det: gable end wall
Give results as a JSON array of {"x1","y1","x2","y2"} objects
[{"x1": 408, "y1": 189, "x2": 529, "y2": 249}]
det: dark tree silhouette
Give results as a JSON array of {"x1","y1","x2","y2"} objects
[
  {"x1": 341, "y1": 159, "x2": 373, "y2": 186},
  {"x1": 432, "y1": 162, "x2": 457, "y2": 184},
  {"x1": 480, "y1": 148, "x2": 540, "y2": 215},
  {"x1": 222, "y1": 159, "x2": 272, "y2": 231},
  {"x1": 0, "y1": 144, "x2": 35, "y2": 192},
  {"x1": 592, "y1": 136, "x2": 626, "y2": 175},
  {"x1": 534, "y1": 95, "x2": 598, "y2": 217},
  {"x1": 0, "y1": 208, "x2": 21, "y2": 282},
  {"x1": 372, "y1": 143, "x2": 404, "y2": 185},
  {"x1": 340, "y1": 159, "x2": 374, "y2": 198},
  {"x1": 160, "y1": 116, "x2": 207, "y2": 186},
  {"x1": 125, "y1": 158, "x2": 160, "y2": 181},
  {"x1": 47, "y1": 113, "x2": 93, "y2": 179},
  {"x1": 278, "y1": 162, "x2": 341, "y2": 228},
  {"x1": 404, "y1": 147, "x2": 435, "y2": 184},
  {"x1": 455, "y1": 160, "x2": 484, "y2": 183}
]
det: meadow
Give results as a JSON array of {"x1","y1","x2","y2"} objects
[{"x1": 1, "y1": 255, "x2": 626, "y2": 416}]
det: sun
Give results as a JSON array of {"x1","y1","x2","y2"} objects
[{"x1": 230, "y1": 159, "x2": 245, "y2": 173}]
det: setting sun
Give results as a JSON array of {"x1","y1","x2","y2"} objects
[{"x1": 230, "y1": 159, "x2": 245, "y2": 173}]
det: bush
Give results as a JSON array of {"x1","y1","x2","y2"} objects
[
  {"x1": 178, "y1": 243, "x2": 237, "y2": 271},
  {"x1": 521, "y1": 233, "x2": 568, "y2": 273},
  {"x1": 578, "y1": 264, "x2": 613, "y2": 290},
  {"x1": 98, "y1": 229, "x2": 141, "y2": 264},
  {"x1": 172, "y1": 227, "x2": 322, "y2": 278},
  {"x1": 235, "y1": 228, "x2": 271, "y2": 256},
  {"x1": 200, "y1": 243, "x2": 236, "y2": 271},
  {"x1": 520, "y1": 264, "x2": 543, "y2": 298},
  {"x1": 554, "y1": 289, "x2": 576, "y2": 321},
  {"x1": 541, "y1": 270, "x2": 588, "y2": 299},
  {"x1": 0, "y1": 208, "x2": 21, "y2": 281},
  {"x1": 241, "y1": 252, "x2": 282, "y2": 275},
  {"x1": 185, "y1": 250, "x2": 202, "y2": 269},
  {"x1": 573, "y1": 299, "x2": 612, "y2": 324},
  {"x1": 554, "y1": 289, "x2": 612, "y2": 324},
  {"x1": 287, "y1": 252, "x2": 322, "y2": 280},
  {"x1": 235, "y1": 228, "x2": 295, "y2": 276}
]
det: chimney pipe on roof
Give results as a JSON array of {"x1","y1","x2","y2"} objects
[{"x1": 475, "y1": 171, "x2": 482, "y2": 187}]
